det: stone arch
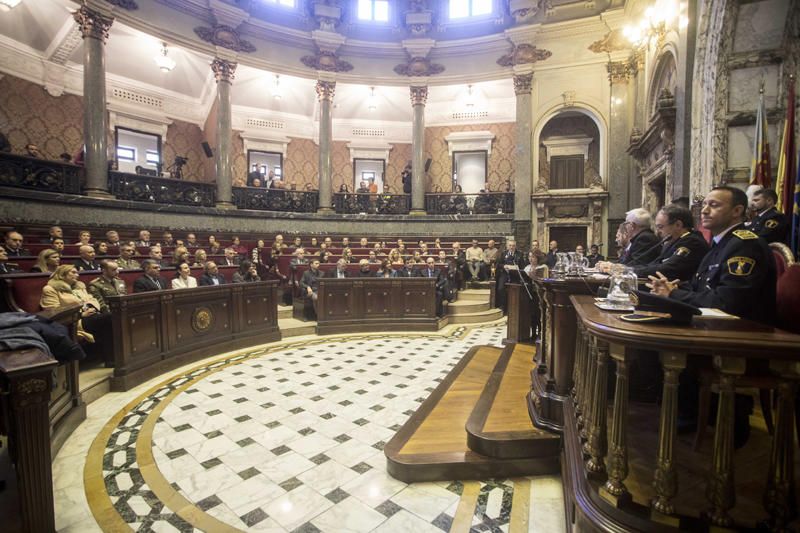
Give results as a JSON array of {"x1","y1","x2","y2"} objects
[{"x1": 647, "y1": 50, "x2": 678, "y2": 121}]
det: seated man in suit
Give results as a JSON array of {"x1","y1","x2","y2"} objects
[
  {"x1": 74, "y1": 245, "x2": 100, "y2": 271},
  {"x1": 328, "y1": 258, "x2": 349, "y2": 278},
  {"x1": 41, "y1": 225, "x2": 63, "y2": 244},
  {"x1": 221, "y1": 247, "x2": 240, "y2": 267},
  {"x1": 392, "y1": 257, "x2": 414, "y2": 277},
  {"x1": 4, "y1": 231, "x2": 30, "y2": 257},
  {"x1": 300, "y1": 258, "x2": 323, "y2": 307},
  {"x1": 0, "y1": 245, "x2": 21, "y2": 274},
  {"x1": 586, "y1": 244, "x2": 605, "y2": 267},
  {"x1": 620, "y1": 208, "x2": 661, "y2": 266},
  {"x1": 199, "y1": 261, "x2": 226, "y2": 286},
  {"x1": 633, "y1": 204, "x2": 709, "y2": 281},
  {"x1": 135, "y1": 229, "x2": 151, "y2": 248},
  {"x1": 419, "y1": 256, "x2": 446, "y2": 317},
  {"x1": 148, "y1": 246, "x2": 171, "y2": 268},
  {"x1": 133, "y1": 260, "x2": 169, "y2": 292}
]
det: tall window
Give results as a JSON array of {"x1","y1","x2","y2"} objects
[
  {"x1": 263, "y1": 0, "x2": 295, "y2": 7},
  {"x1": 358, "y1": 0, "x2": 388, "y2": 22},
  {"x1": 449, "y1": 0, "x2": 492, "y2": 19}
]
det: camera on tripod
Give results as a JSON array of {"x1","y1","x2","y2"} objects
[{"x1": 168, "y1": 155, "x2": 188, "y2": 180}]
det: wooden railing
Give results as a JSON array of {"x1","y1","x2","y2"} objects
[
  {"x1": 333, "y1": 192, "x2": 411, "y2": 214},
  {"x1": 425, "y1": 192, "x2": 513, "y2": 215},
  {"x1": 233, "y1": 186, "x2": 319, "y2": 212},
  {"x1": 0, "y1": 152, "x2": 83, "y2": 194},
  {"x1": 109, "y1": 171, "x2": 216, "y2": 206}
]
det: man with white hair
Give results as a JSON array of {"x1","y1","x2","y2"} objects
[{"x1": 619, "y1": 207, "x2": 661, "y2": 266}]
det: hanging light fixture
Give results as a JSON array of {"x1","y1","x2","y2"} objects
[
  {"x1": 154, "y1": 42, "x2": 176, "y2": 72},
  {"x1": 273, "y1": 74, "x2": 282, "y2": 100},
  {"x1": 622, "y1": 0, "x2": 681, "y2": 47},
  {"x1": 0, "y1": 0, "x2": 22, "y2": 12},
  {"x1": 368, "y1": 87, "x2": 377, "y2": 111},
  {"x1": 465, "y1": 85, "x2": 475, "y2": 108}
]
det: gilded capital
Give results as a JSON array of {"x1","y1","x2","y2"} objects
[
  {"x1": 315, "y1": 80, "x2": 336, "y2": 101},
  {"x1": 607, "y1": 60, "x2": 635, "y2": 84},
  {"x1": 73, "y1": 6, "x2": 114, "y2": 43},
  {"x1": 410, "y1": 85, "x2": 428, "y2": 106},
  {"x1": 513, "y1": 73, "x2": 533, "y2": 95},
  {"x1": 211, "y1": 58, "x2": 237, "y2": 83}
]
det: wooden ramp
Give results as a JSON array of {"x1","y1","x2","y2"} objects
[{"x1": 385, "y1": 344, "x2": 560, "y2": 483}]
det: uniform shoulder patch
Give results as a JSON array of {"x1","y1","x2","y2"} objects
[
  {"x1": 727, "y1": 256, "x2": 755, "y2": 276},
  {"x1": 765, "y1": 219, "x2": 779, "y2": 229},
  {"x1": 675, "y1": 247, "x2": 690, "y2": 256},
  {"x1": 732, "y1": 229, "x2": 758, "y2": 240}
]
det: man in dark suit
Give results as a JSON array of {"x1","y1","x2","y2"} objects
[
  {"x1": 41, "y1": 226, "x2": 63, "y2": 244},
  {"x1": 328, "y1": 259, "x2": 349, "y2": 278},
  {"x1": 620, "y1": 208, "x2": 661, "y2": 266},
  {"x1": 747, "y1": 188, "x2": 788, "y2": 244},
  {"x1": 221, "y1": 247, "x2": 241, "y2": 267},
  {"x1": 300, "y1": 259, "x2": 323, "y2": 307},
  {"x1": 133, "y1": 260, "x2": 169, "y2": 292},
  {"x1": 0, "y1": 245, "x2": 20, "y2": 274},
  {"x1": 4, "y1": 231, "x2": 30, "y2": 257},
  {"x1": 401, "y1": 164, "x2": 412, "y2": 194},
  {"x1": 495, "y1": 239, "x2": 527, "y2": 314},
  {"x1": 73, "y1": 245, "x2": 100, "y2": 271},
  {"x1": 634, "y1": 204, "x2": 709, "y2": 281},
  {"x1": 199, "y1": 261, "x2": 226, "y2": 286},
  {"x1": 544, "y1": 240, "x2": 558, "y2": 269},
  {"x1": 419, "y1": 256, "x2": 446, "y2": 316},
  {"x1": 586, "y1": 244, "x2": 605, "y2": 268},
  {"x1": 391, "y1": 257, "x2": 414, "y2": 277}
]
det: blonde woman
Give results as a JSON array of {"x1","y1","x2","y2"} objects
[
  {"x1": 40, "y1": 264, "x2": 105, "y2": 343},
  {"x1": 388, "y1": 248, "x2": 401, "y2": 263},
  {"x1": 171, "y1": 263, "x2": 198, "y2": 289},
  {"x1": 31, "y1": 249, "x2": 60, "y2": 273},
  {"x1": 192, "y1": 249, "x2": 208, "y2": 267},
  {"x1": 172, "y1": 246, "x2": 190, "y2": 267}
]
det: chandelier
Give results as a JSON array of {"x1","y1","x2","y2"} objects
[
  {"x1": 154, "y1": 42, "x2": 176, "y2": 72},
  {"x1": 622, "y1": 0, "x2": 688, "y2": 46}
]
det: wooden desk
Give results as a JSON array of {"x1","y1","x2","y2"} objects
[
  {"x1": 316, "y1": 278, "x2": 438, "y2": 334},
  {"x1": 564, "y1": 295, "x2": 800, "y2": 532}
]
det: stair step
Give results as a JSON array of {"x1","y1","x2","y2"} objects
[
  {"x1": 446, "y1": 308, "x2": 504, "y2": 324},
  {"x1": 466, "y1": 343, "x2": 560, "y2": 459},
  {"x1": 447, "y1": 299, "x2": 491, "y2": 315},
  {"x1": 278, "y1": 305, "x2": 292, "y2": 319},
  {"x1": 458, "y1": 288, "x2": 491, "y2": 301},
  {"x1": 279, "y1": 317, "x2": 317, "y2": 337},
  {"x1": 78, "y1": 367, "x2": 113, "y2": 406},
  {"x1": 385, "y1": 345, "x2": 559, "y2": 483}
]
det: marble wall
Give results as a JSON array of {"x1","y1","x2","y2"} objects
[{"x1": 0, "y1": 75, "x2": 84, "y2": 160}]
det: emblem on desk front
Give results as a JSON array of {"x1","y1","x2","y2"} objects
[{"x1": 192, "y1": 307, "x2": 214, "y2": 332}]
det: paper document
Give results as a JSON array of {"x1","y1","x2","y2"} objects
[{"x1": 698, "y1": 308, "x2": 738, "y2": 319}]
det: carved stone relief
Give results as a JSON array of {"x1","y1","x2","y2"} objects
[
  {"x1": 588, "y1": 29, "x2": 627, "y2": 54},
  {"x1": 497, "y1": 43, "x2": 552, "y2": 67},
  {"x1": 394, "y1": 55, "x2": 444, "y2": 77},
  {"x1": 301, "y1": 49, "x2": 353, "y2": 73},
  {"x1": 195, "y1": 25, "x2": 256, "y2": 53}
]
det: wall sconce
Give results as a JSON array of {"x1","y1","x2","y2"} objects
[
  {"x1": 368, "y1": 87, "x2": 377, "y2": 111},
  {"x1": 622, "y1": 0, "x2": 684, "y2": 47},
  {"x1": 273, "y1": 74, "x2": 283, "y2": 100},
  {"x1": 465, "y1": 85, "x2": 475, "y2": 108},
  {"x1": 154, "y1": 42, "x2": 176, "y2": 72}
]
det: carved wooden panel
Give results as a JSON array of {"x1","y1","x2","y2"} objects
[
  {"x1": 365, "y1": 286, "x2": 392, "y2": 316},
  {"x1": 401, "y1": 281, "x2": 432, "y2": 317},
  {"x1": 323, "y1": 283, "x2": 355, "y2": 318},
  {"x1": 172, "y1": 292, "x2": 232, "y2": 350}
]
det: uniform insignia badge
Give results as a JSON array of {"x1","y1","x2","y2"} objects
[
  {"x1": 675, "y1": 247, "x2": 690, "y2": 256},
  {"x1": 727, "y1": 256, "x2": 755, "y2": 276},
  {"x1": 765, "y1": 219, "x2": 778, "y2": 229},
  {"x1": 732, "y1": 229, "x2": 758, "y2": 240}
]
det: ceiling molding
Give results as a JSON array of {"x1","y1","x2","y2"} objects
[{"x1": 45, "y1": 18, "x2": 82, "y2": 65}]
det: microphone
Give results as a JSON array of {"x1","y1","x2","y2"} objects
[{"x1": 627, "y1": 235, "x2": 670, "y2": 264}]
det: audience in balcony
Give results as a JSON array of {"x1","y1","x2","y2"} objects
[
  {"x1": 25, "y1": 143, "x2": 42, "y2": 158},
  {"x1": 40, "y1": 264, "x2": 104, "y2": 343},
  {"x1": 133, "y1": 260, "x2": 169, "y2": 292},
  {"x1": 4, "y1": 231, "x2": 29, "y2": 257},
  {"x1": 135, "y1": 230, "x2": 151, "y2": 248},
  {"x1": 88, "y1": 260, "x2": 127, "y2": 312},
  {"x1": 199, "y1": 261, "x2": 226, "y2": 286},
  {"x1": 74, "y1": 245, "x2": 100, "y2": 271},
  {"x1": 0, "y1": 245, "x2": 20, "y2": 274},
  {"x1": 42, "y1": 225, "x2": 64, "y2": 244},
  {"x1": 32, "y1": 249, "x2": 61, "y2": 273},
  {"x1": 117, "y1": 244, "x2": 141, "y2": 270},
  {"x1": 171, "y1": 263, "x2": 198, "y2": 289}
]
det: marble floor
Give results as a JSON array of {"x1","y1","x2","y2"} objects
[{"x1": 52, "y1": 321, "x2": 567, "y2": 532}]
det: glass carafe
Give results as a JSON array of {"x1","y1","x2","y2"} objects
[
  {"x1": 607, "y1": 264, "x2": 637, "y2": 306},
  {"x1": 553, "y1": 252, "x2": 569, "y2": 279}
]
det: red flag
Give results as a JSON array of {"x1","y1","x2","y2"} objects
[
  {"x1": 750, "y1": 88, "x2": 772, "y2": 188},
  {"x1": 775, "y1": 76, "x2": 796, "y2": 214}
]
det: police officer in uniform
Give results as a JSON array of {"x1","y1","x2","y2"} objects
[
  {"x1": 747, "y1": 188, "x2": 788, "y2": 244},
  {"x1": 634, "y1": 204, "x2": 709, "y2": 281},
  {"x1": 88, "y1": 260, "x2": 128, "y2": 313}
]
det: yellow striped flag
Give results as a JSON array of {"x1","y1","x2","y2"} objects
[{"x1": 775, "y1": 76, "x2": 796, "y2": 214}]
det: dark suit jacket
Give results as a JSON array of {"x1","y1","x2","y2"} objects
[
  {"x1": 220, "y1": 257, "x2": 241, "y2": 267},
  {"x1": 620, "y1": 229, "x2": 661, "y2": 266},
  {"x1": 392, "y1": 268, "x2": 414, "y2": 278},
  {"x1": 357, "y1": 269, "x2": 373, "y2": 277},
  {"x1": 133, "y1": 275, "x2": 168, "y2": 292},
  {"x1": 327, "y1": 269, "x2": 349, "y2": 278},
  {"x1": 74, "y1": 258, "x2": 100, "y2": 271},
  {"x1": 198, "y1": 273, "x2": 226, "y2": 286},
  {"x1": 300, "y1": 268, "x2": 322, "y2": 293}
]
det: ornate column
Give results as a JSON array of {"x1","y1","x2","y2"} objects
[
  {"x1": 763, "y1": 368, "x2": 797, "y2": 530},
  {"x1": 512, "y1": 70, "x2": 533, "y2": 249},
  {"x1": 316, "y1": 79, "x2": 336, "y2": 213},
  {"x1": 410, "y1": 85, "x2": 428, "y2": 215},
  {"x1": 585, "y1": 339, "x2": 609, "y2": 474},
  {"x1": 212, "y1": 58, "x2": 237, "y2": 209},
  {"x1": 73, "y1": 5, "x2": 113, "y2": 197},
  {"x1": 601, "y1": 343, "x2": 634, "y2": 507},
  {"x1": 607, "y1": 59, "x2": 636, "y2": 219}
]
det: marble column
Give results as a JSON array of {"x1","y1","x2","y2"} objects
[
  {"x1": 607, "y1": 60, "x2": 636, "y2": 220},
  {"x1": 212, "y1": 58, "x2": 237, "y2": 209},
  {"x1": 73, "y1": 5, "x2": 113, "y2": 198},
  {"x1": 410, "y1": 86, "x2": 427, "y2": 215},
  {"x1": 316, "y1": 80, "x2": 336, "y2": 214},
  {"x1": 513, "y1": 71, "x2": 533, "y2": 249}
]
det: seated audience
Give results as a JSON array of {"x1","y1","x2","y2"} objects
[
  {"x1": 32, "y1": 249, "x2": 60, "y2": 273},
  {"x1": 172, "y1": 263, "x2": 198, "y2": 289},
  {"x1": 0, "y1": 245, "x2": 21, "y2": 274},
  {"x1": 420, "y1": 256, "x2": 446, "y2": 316},
  {"x1": 172, "y1": 246, "x2": 190, "y2": 268},
  {"x1": 75, "y1": 230, "x2": 92, "y2": 245},
  {"x1": 25, "y1": 143, "x2": 42, "y2": 158},
  {"x1": 135, "y1": 229, "x2": 151, "y2": 247},
  {"x1": 291, "y1": 236, "x2": 303, "y2": 249},
  {"x1": 186, "y1": 233, "x2": 198, "y2": 247},
  {"x1": 220, "y1": 247, "x2": 240, "y2": 267},
  {"x1": 586, "y1": 244, "x2": 605, "y2": 267},
  {"x1": 747, "y1": 188, "x2": 788, "y2": 243},
  {"x1": 41, "y1": 225, "x2": 63, "y2": 243},
  {"x1": 290, "y1": 248, "x2": 308, "y2": 267},
  {"x1": 231, "y1": 236, "x2": 247, "y2": 256},
  {"x1": 620, "y1": 207, "x2": 661, "y2": 266},
  {"x1": 575, "y1": 244, "x2": 586, "y2": 256},
  {"x1": 88, "y1": 260, "x2": 127, "y2": 312},
  {"x1": 199, "y1": 261, "x2": 226, "y2": 286},
  {"x1": 51, "y1": 238, "x2": 65, "y2": 253},
  {"x1": 117, "y1": 244, "x2": 141, "y2": 270},
  {"x1": 4, "y1": 231, "x2": 29, "y2": 256},
  {"x1": 149, "y1": 245, "x2": 170, "y2": 268},
  {"x1": 208, "y1": 237, "x2": 221, "y2": 254},
  {"x1": 40, "y1": 264, "x2": 105, "y2": 343},
  {"x1": 368, "y1": 251, "x2": 379, "y2": 264},
  {"x1": 465, "y1": 239, "x2": 485, "y2": 281},
  {"x1": 192, "y1": 249, "x2": 208, "y2": 267},
  {"x1": 161, "y1": 231, "x2": 175, "y2": 247},
  {"x1": 328, "y1": 259, "x2": 349, "y2": 278},
  {"x1": 232, "y1": 260, "x2": 261, "y2": 283},
  {"x1": 375, "y1": 259, "x2": 392, "y2": 278},
  {"x1": 94, "y1": 241, "x2": 109, "y2": 255},
  {"x1": 342, "y1": 247, "x2": 353, "y2": 263},
  {"x1": 133, "y1": 260, "x2": 169, "y2": 292},
  {"x1": 105, "y1": 230, "x2": 121, "y2": 246},
  {"x1": 274, "y1": 234, "x2": 287, "y2": 249},
  {"x1": 310, "y1": 237, "x2": 318, "y2": 248},
  {"x1": 392, "y1": 257, "x2": 414, "y2": 278},
  {"x1": 74, "y1": 245, "x2": 100, "y2": 271},
  {"x1": 341, "y1": 237, "x2": 350, "y2": 248},
  {"x1": 544, "y1": 240, "x2": 559, "y2": 269},
  {"x1": 300, "y1": 259, "x2": 323, "y2": 304},
  {"x1": 357, "y1": 259, "x2": 372, "y2": 276},
  {"x1": 359, "y1": 237, "x2": 368, "y2": 247}
]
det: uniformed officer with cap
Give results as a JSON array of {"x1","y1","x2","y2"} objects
[
  {"x1": 633, "y1": 204, "x2": 709, "y2": 281},
  {"x1": 88, "y1": 260, "x2": 127, "y2": 313},
  {"x1": 747, "y1": 188, "x2": 788, "y2": 244},
  {"x1": 649, "y1": 186, "x2": 776, "y2": 324}
]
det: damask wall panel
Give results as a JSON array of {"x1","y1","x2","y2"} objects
[
  {"x1": 163, "y1": 120, "x2": 208, "y2": 183},
  {"x1": 284, "y1": 137, "x2": 319, "y2": 190},
  {"x1": 424, "y1": 122, "x2": 515, "y2": 193},
  {"x1": 0, "y1": 75, "x2": 84, "y2": 160},
  {"x1": 232, "y1": 133, "x2": 246, "y2": 187},
  {"x1": 387, "y1": 143, "x2": 411, "y2": 193},
  {"x1": 331, "y1": 140, "x2": 351, "y2": 192}
]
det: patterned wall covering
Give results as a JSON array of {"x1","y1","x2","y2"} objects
[
  {"x1": 163, "y1": 119, "x2": 209, "y2": 182},
  {"x1": 424, "y1": 122, "x2": 515, "y2": 193},
  {"x1": 387, "y1": 143, "x2": 412, "y2": 193},
  {"x1": 232, "y1": 132, "x2": 246, "y2": 186},
  {"x1": 284, "y1": 137, "x2": 319, "y2": 190},
  {"x1": 0, "y1": 75, "x2": 84, "y2": 160}
]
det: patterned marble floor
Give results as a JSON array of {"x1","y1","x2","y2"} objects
[{"x1": 52, "y1": 322, "x2": 567, "y2": 532}]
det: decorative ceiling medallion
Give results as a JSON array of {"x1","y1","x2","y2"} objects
[
  {"x1": 394, "y1": 55, "x2": 444, "y2": 77},
  {"x1": 194, "y1": 25, "x2": 256, "y2": 53},
  {"x1": 496, "y1": 43, "x2": 551, "y2": 67},
  {"x1": 105, "y1": 0, "x2": 138, "y2": 9},
  {"x1": 301, "y1": 49, "x2": 353, "y2": 72},
  {"x1": 588, "y1": 29, "x2": 627, "y2": 54}
]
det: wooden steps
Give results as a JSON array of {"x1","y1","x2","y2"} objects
[
  {"x1": 385, "y1": 343, "x2": 560, "y2": 483},
  {"x1": 278, "y1": 317, "x2": 317, "y2": 337}
]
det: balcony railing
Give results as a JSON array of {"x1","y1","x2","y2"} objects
[
  {"x1": 0, "y1": 152, "x2": 82, "y2": 194},
  {"x1": 233, "y1": 187, "x2": 319, "y2": 213},
  {"x1": 109, "y1": 171, "x2": 216, "y2": 207},
  {"x1": 333, "y1": 192, "x2": 411, "y2": 215},
  {"x1": 424, "y1": 192, "x2": 513, "y2": 215}
]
